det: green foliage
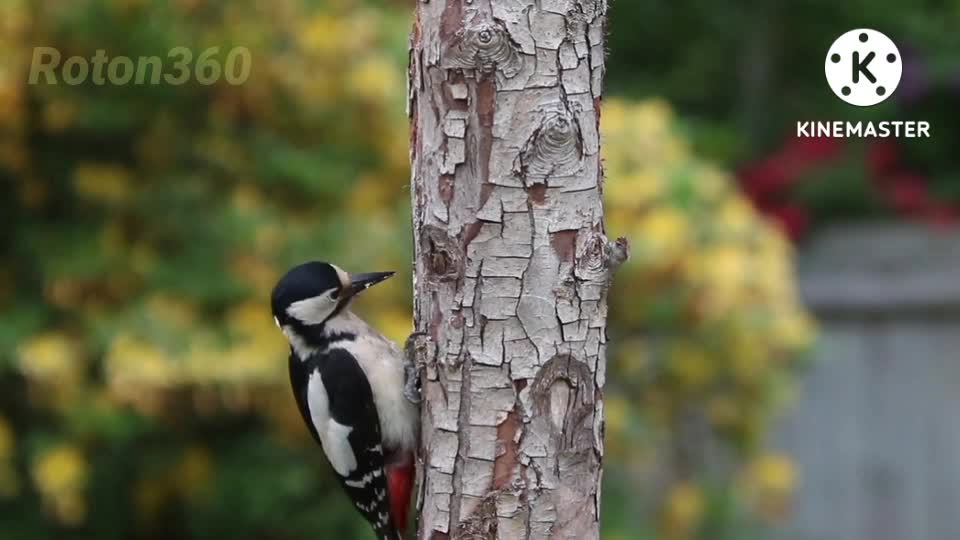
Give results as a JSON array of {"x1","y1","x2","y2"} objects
[
  {"x1": 2, "y1": 1, "x2": 412, "y2": 538},
  {"x1": 602, "y1": 99, "x2": 811, "y2": 539}
]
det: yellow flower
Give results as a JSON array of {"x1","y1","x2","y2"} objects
[
  {"x1": 17, "y1": 332, "x2": 81, "y2": 384},
  {"x1": 602, "y1": 96, "x2": 814, "y2": 528},
  {"x1": 696, "y1": 166, "x2": 729, "y2": 202},
  {"x1": 730, "y1": 340, "x2": 768, "y2": 385},
  {"x1": 662, "y1": 481, "x2": 704, "y2": 539},
  {"x1": 604, "y1": 394, "x2": 630, "y2": 436},
  {"x1": 227, "y1": 300, "x2": 272, "y2": 338},
  {"x1": 378, "y1": 123, "x2": 411, "y2": 173},
  {"x1": 633, "y1": 206, "x2": 690, "y2": 264},
  {"x1": 690, "y1": 242, "x2": 749, "y2": 320},
  {"x1": 147, "y1": 294, "x2": 198, "y2": 329},
  {"x1": 667, "y1": 341, "x2": 714, "y2": 389},
  {"x1": 605, "y1": 208, "x2": 634, "y2": 239},
  {"x1": 299, "y1": 13, "x2": 345, "y2": 57},
  {"x1": 32, "y1": 445, "x2": 89, "y2": 525},
  {"x1": 606, "y1": 170, "x2": 664, "y2": 211},
  {"x1": 632, "y1": 98, "x2": 673, "y2": 135},
  {"x1": 348, "y1": 55, "x2": 400, "y2": 102},
  {"x1": 349, "y1": 174, "x2": 391, "y2": 213},
  {"x1": 190, "y1": 307, "x2": 286, "y2": 385},
  {"x1": 742, "y1": 453, "x2": 798, "y2": 520},
  {"x1": 717, "y1": 197, "x2": 755, "y2": 236},
  {"x1": 772, "y1": 312, "x2": 817, "y2": 352},
  {"x1": 72, "y1": 163, "x2": 133, "y2": 205},
  {"x1": 105, "y1": 333, "x2": 176, "y2": 389},
  {"x1": 748, "y1": 453, "x2": 796, "y2": 494},
  {"x1": 658, "y1": 136, "x2": 690, "y2": 167},
  {"x1": 600, "y1": 99, "x2": 628, "y2": 137},
  {"x1": 182, "y1": 334, "x2": 225, "y2": 383}
]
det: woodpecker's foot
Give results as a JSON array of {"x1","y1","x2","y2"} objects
[
  {"x1": 404, "y1": 362, "x2": 421, "y2": 405},
  {"x1": 403, "y1": 332, "x2": 428, "y2": 405}
]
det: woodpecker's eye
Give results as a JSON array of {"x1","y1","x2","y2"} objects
[{"x1": 329, "y1": 290, "x2": 338, "y2": 300}]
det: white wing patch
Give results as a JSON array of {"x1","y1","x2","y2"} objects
[{"x1": 307, "y1": 369, "x2": 357, "y2": 477}]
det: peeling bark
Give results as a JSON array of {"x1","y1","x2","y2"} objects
[{"x1": 408, "y1": 1, "x2": 619, "y2": 538}]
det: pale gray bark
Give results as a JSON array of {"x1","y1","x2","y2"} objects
[{"x1": 407, "y1": 1, "x2": 621, "y2": 538}]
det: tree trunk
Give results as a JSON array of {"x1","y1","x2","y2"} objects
[{"x1": 408, "y1": 1, "x2": 621, "y2": 538}]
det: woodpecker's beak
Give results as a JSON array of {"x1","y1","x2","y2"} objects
[{"x1": 344, "y1": 271, "x2": 395, "y2": 298}]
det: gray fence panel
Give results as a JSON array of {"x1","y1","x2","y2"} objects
[{"x1": 776, "y1": 225, "x2": 960, "y2": 540}]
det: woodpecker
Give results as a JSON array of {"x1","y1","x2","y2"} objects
[{"x1": 271, "y1": 261, "x2": 419, "y2": 540}]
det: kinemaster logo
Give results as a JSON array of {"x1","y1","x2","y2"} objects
[{"x1": 796, "y1": 28, "x2": 931, "y2": 139}]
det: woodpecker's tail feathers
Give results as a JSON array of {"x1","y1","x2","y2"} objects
[{"x1": 372, "y1": 522, "x2": 402, "y2": 540}]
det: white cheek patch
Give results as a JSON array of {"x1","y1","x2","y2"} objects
[
  {"x1": 286, "y1": 291, "x2": 339, "y2": 325},
  {"x1": 307, "y1": 369, "x2": 357, "y2": 477}
]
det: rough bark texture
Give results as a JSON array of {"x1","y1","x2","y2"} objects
[{"x1": 408, "y1": 1, "x2": 621, "y2": 539}]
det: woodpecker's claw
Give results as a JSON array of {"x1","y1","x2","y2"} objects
[
  {"x1": 404, "y1": 363, "x2": 421, "y2": 405},
  {"x1": 403, "y1": 332, "x2": 428, "y2": 405}
]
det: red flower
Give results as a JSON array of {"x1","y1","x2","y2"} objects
[
  {"x1": 739, "y1": 159, "x2": 793, "y2": 200},
  {"x1": 885, "y1": 173, "x2": 929, "y2": 214},
  {"x1": 766, "y1": 204, "x2": 810, "y2": 241},
  {"x1": 919, "y1": 203, "x2": 959, "y2": 226},
  {"x1": 739, "y1": 136, "x2": 843, "y2": 202},
  {"x1": 737, "y1": 130, "x2": 960, "y2": 242},
  {"x1": 784, "y1": 135, "x2": 843, "y2": 162},
  {"x1": 867, "y1": 141, "x2": 899, "y2": 178}
]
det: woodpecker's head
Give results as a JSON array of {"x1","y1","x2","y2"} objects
[{"x1": 271, "y1": 261, "x2": 394, "y2": 331}]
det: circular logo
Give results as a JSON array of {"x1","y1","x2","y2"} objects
[{"x1": 825, "y1": 29, "x2": 902, "y2": 107}]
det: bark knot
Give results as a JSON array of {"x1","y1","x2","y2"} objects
[
  {"x1": 420, "y1": 225, "x2": 464, "y2": 282},
  {"x1": 442, "y1": 19, "x2": 522, "y2": 77},
  {"x1": 516, "y1": 107, "x2": 584, "y2": 185},
  {"x1": 531, "y1": 354, "x2": 596, "y2": 454}
]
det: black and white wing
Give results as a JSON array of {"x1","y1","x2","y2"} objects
[{"x1": 288, "y1": 348, "x2": 397, "y2": 540}]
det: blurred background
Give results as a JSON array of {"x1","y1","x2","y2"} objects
[{"x1": 0, "y1": 1, "x2": 956, "y2": 539}]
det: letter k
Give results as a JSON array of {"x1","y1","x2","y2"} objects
[{"x1": 853, "y1": 51, "x2": 876, "y2": 83}]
